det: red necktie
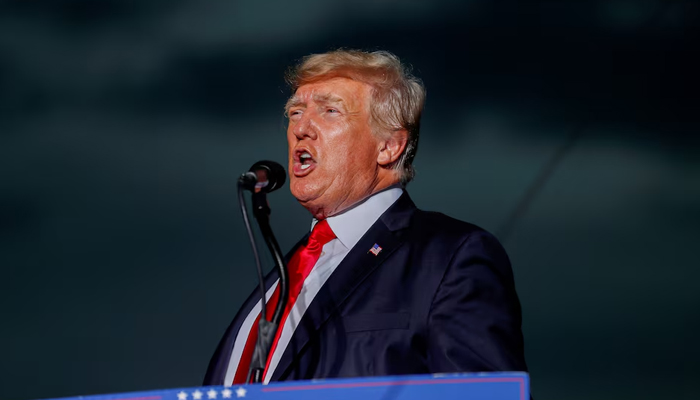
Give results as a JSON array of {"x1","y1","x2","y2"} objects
[{"x1": 233, "y1": 219, "x2": 336, "y2": 384}]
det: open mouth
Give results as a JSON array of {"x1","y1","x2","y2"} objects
[{"x1": 293, "y1": 149, "x2": 317, "y2": 177}]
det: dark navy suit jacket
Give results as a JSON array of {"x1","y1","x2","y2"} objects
[{"x1": 204, "y1": 193, "x2": 527, "y2": 384}]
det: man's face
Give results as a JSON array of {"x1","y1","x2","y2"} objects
[{"x1": 286, "y1": 77, "x2": 381, "y2": 218}]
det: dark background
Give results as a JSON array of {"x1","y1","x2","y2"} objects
[{"x1": 1, "y1": 1, "x2": 698, "y2": 399}]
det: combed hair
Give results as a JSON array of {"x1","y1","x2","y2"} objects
[{"x1": 285, "y1": 49, "x2": 426, "y2": 184}]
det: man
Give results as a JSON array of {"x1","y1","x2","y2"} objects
[{"x1": 204, "y1": 49, "x2": 527, "y2": 385}]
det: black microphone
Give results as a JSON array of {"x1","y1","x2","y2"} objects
[
  {"x1": 239, "y1": 160, "x2": 286, "y2": 193},
  {"x1": 235, "y1": 159, "x2": 288, "y2": 383}
]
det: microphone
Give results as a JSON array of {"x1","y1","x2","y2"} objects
[
  {"x1": 239, "y1": 160, "x2": 286, "y2": 193},
  {"x1": 235, "y1": 160, "x2": 288, "y2": 383}
]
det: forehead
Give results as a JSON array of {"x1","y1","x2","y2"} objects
[{"x1": 293, "y1": 77, "x2": 373, "y2": 105}]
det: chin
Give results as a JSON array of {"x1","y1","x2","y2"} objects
[
  {"x1": 290, "y1": 181, "x2": 317, "y2": 204},
  {"x1": 291, "y1": 183, "x2": 328, "y2": 216}
]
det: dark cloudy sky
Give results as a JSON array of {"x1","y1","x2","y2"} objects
[{"x1": 1, "y1": 1, "x2": 698, "y2": 400}]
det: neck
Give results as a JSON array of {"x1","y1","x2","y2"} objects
[{"x1": 305, "y1": 177, "x2": 401, "y2": 220}]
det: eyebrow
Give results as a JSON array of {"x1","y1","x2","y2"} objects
[{"x1": 285, "y1": 93, "x2": 345, "y2": 114}]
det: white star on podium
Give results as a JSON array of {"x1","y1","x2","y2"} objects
[
  {"x1": 192, "y1": 390, "x2": 203, "y2": 400},
  {"x1": 207, "y1": 389, "x2": 218, "y2": 399},
  {"x1": 235, "y1": 387, "x2": 247, "y2": 398},
  {"x1": 177, "y1": 392, "x2": 188, "y2": 400},
  {"x1": 221, "y1": 389, "x2": 232, "y2": 398}
]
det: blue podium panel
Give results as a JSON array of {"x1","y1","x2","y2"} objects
[{"x1": 43, "y1": 373, "x2": 528, "y2": 400}]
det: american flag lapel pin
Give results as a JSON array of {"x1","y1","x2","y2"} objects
[{"x1": 368, "y1": 243, "x2": 382, "y2": 256}]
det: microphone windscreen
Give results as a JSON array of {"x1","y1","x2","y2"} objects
[{"x1": 249, "y1": 160, "x2": 286, "y2": 193}]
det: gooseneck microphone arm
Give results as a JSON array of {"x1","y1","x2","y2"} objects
[
  {"x1": 251, "y1": 191, "x2": 289, "y2": 326},
  {"x1": 237, "y1": 161, "x2": 288, "y2": 384},
  {"x1": 237, "y1": 177, "x2": 267, "y2": 323}
]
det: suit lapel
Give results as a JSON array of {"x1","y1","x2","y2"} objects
[
  {"x1": 204, "y1": 269, "x2": 278, "y2": 384},
  {"x1": 270, "y1": 193, "x2": 416, "y2": 381}
]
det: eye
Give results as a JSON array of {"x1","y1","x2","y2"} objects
[
  {"x1": 327, "y1": 108, "x2": 339, "y2": 114},
  {"x1": 288, "y1": 109, "x2": 302, "y2": 119}
]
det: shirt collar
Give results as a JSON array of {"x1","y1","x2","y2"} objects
[{"x1": 310, "y1": 186, "x2": 404, "y2": 250}]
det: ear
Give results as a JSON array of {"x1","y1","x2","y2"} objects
[{"x1": 377, "y1": 129, "x2": 408, "y2": 167}]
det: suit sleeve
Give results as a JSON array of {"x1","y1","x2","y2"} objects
[{"x1": 426, "y1": 230, "x2": 528, "y2": 372}]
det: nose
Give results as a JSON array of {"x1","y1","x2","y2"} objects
[{"x1": 291, "y1": 111, "x2": 318, "y2": 141}]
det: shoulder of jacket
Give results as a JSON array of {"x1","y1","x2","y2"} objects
[{"x1": 411, "y1": 209, "x2": 487, "y2": 237}]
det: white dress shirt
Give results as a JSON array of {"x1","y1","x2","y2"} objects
[{"x1": 223, "y1": 187, "x2": 404, "y2": 385}]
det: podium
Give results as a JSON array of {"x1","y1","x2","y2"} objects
[{"x1": 41, "y1": 373, "x2": 529, "y2": 400}]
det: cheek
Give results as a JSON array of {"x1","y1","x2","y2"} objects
[
  {"x1": 328, "y1": 124, "x2": 374, "y2": 159},
  {"x1": 347, "y1": 136, "x2": 378, "y2": 166}
]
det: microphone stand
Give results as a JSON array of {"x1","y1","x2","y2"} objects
[{"x1": 245, "y1": 189, "x2": 289, "y2": 383}]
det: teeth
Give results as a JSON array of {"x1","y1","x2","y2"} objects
[
  {"x1": 300, "y1": 164, "x2": 311, "y2": 170},
  {"x1": 300, "y1": 152, "x2": 311, "y2": 159}
]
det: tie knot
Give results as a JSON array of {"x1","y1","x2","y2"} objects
[{"x1": 309, "y1": 219, "x2": 336, "y2": 246}]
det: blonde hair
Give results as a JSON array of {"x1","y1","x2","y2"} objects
[{"x1": 285, "y1": 49, "x2": 426, "y2": 184}]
